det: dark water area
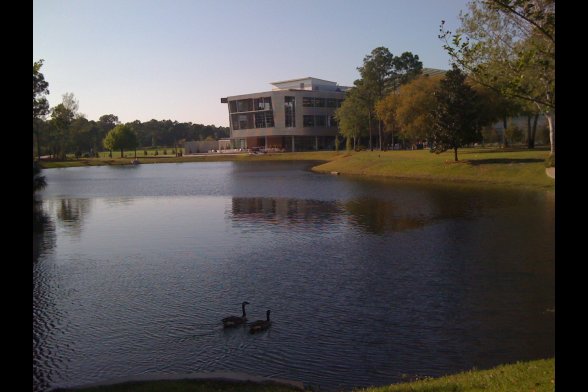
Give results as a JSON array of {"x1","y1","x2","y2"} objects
[{"x1": 34, "y1": 161, "x2": 554, "y2": 391}]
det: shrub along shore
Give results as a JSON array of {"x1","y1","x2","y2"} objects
[
  {"x1": 55, "y1": 358, "x2": 554, "y2": 392},
  {"x1": 38, "y1": 147, "x2": 555, "y2": 190}
]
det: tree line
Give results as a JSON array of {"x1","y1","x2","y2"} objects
[
  {"x1": 32, "y1": 66, "x2": 228, "y2": 160},
  {"x1": 336, "y1": 0, "x2": 554, "y2": 161}
]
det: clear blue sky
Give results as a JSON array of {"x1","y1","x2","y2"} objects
[{"x1": 33, "y1": 0, "x2": 470, "y2": 127}]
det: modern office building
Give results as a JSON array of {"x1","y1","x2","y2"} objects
[{"x1": 221, "y1": 77, "x2": 350, "y2": 151}]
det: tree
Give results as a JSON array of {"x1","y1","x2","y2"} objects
[
  {"x1": 471, "y1": 81, "x2": 522, "y2": 147},
  {"x1": 377, "y1": 75, "x2": 443, "y2": 147},
  {"x1": 33, "y1": 60, "x2": 50, "y2": 160},
  {"x1": 103, "y1": 124, "x2": 138, "y2": 158},
  {"x1": 49, "y1": 93, "x2": 79, "y2": 160},
  {"x1": 374, "y1": 92, "x2": 400, "y2": 149},
  {"x1": 429, "y1": 66, "x2": 483, "y2": 161},
  {"x1": 357, "y1": 47, "x2": 423, "y2": 150},
  {"x1": 439, "y1": 0, "x2": 555, "y2": 154},
  {"x1": 335, "y1": 89, "x2": 369, "y2": 151}
]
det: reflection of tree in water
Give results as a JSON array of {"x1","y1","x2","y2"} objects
[
  {"x1": 344, "y1": 197, "x2": 425, "y2": 234},
  {"x1": 33, "y1": 219, "x2": 56, "y2": 264},
  {"x1": 46, "y1": 198, "x2": 92, "y2": 237},
  {"x1": 231, "y1": 197, "x2": 344, "y2": 225}
]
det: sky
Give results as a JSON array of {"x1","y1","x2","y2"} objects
[{"x1": 33, "y1": 0, "x2": 471, "y2": 128}]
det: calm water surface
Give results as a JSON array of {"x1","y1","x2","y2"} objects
[{"x1": 33, "y1": 161, "x2": 555, "y2": 391}]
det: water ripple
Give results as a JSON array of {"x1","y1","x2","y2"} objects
[{"x1": 33, "y1": 162, "x2": 555, "y2": 391}]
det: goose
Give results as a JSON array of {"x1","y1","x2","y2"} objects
[
  {"x1": 222, "y1": 301, "x2": 249, "y2": 328},
  {"x1": 249, "y1": 310, "x2": 271, "y2": 334}
]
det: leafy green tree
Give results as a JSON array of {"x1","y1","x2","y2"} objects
[
  {"x1": 95, "y1": 114, "x2": 120, "y2": 154},
  {"x1": 357, "y1": 47, "x2": 423, "y2": 150},
  {"x1": 70, "y1": 117, "x2": 102, "y2": 156},
  {"x1": 429, "y1": 66, "x2": 483, "y2": 161},
  {"x1": 471, "y1": 81, "x2": 522, "y2": 148},
  {"x1": 33, "y1": 60, "x2": 50, "y2": 120},
  {"x1": 33, "y1": 60, "x2": 50, "y2": 160},
  {"x1": 48, "y1": 93, "x2": 80, "y2": 159},
  {"x1": 103, "y1": 124, "x2": 138, "y2": 158},
  {"x1": 335, "y1": 89, "x2": 369, "y2": 151},
  {"x1": 377, "y1": 75, "x2": 443, "y2": 147},
  {"x1": 440, "y1": 0, "x2": 554, "y2": 154}
]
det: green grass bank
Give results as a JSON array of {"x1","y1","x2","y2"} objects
[
  {"x1": 311, "y1": 148, "x2": 554, "y2": 189},
  {"x1": 38, "y1": 147, "x2": 554, "y2": 189},
  {"x1": 56, "y1": 358, "x2": 554, "y2": 392}
]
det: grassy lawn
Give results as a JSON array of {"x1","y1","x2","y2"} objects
[
  {"x1": 312, "y1": 148, "x2": 554, "y2": 189},
  {"x1": 357, "y1": 358, "x2": 554, "y2": 392},
  {"x1": 55, "y1": 358, "x2": 554, "y2": 392},
  {"x1": 38, "y1": 147, "x2": 554, "y2": 189}
]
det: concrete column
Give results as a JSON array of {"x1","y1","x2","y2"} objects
[
  {"x1": 315, "y1": 136, "x2": 318, "y2": 151},
  {"x1": 292, "y1": 136, "x2": 295, "y2": 152},
  {"x1": 265, "y1": 136, "x2": 268, "y2": 149}
]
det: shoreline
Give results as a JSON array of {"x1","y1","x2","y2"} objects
[
  {"x1": 37, "y1": 148, "x2": 555, "y2": 190},
  {"x1": 52, "y1": 358, "x2": 554, "y2": 392},
  {"x1": 57, "y1": 371, "x2": 305, "y2": 391}
]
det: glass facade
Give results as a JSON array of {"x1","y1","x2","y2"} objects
[
  {"x1": 285, "y1": 96, "x2": 295, "y2": 128},
  {"x1": 302, "y1": 97, "x2": 340, "y2": 107},
  {"x1": 229, "y1": 97, "x2": 274, "y2": 130},
  {"x1": 303, "y1": 115, "x2": 336, "y2": 128}
]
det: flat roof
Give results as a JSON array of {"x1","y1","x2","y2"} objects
[{"x1": 270, "y1": 77, "x2": 338, "y2": 86}]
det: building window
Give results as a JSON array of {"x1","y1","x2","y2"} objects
[
  {"x1": 285, "y1": 96, "x2": 295, "y2": 127},
  {"x1": 328, "y1": 115, "x2": 337, "y2": 128},
  {"x1": 303, "y1": 97, "x2": 314, "y2": 107},
  {"x1": 315, "y1": 115, "x2": 326, "y2": 127},
  {"x1": 255, "y1": 112, "x2": 265, "y2": 128},
  {"x1": 254, "y1": 97, "x2": 272, "y2": 111},
  {"x1": 314, "y1": 98, "x2": 325, "y2": 107},
  {"x1": 233, "y1": 113, "x2": 254, "y2": 130},
  {"x1": 303, "y1": 115, "x2": 315, "y2": 127},
  {"x1": 236, "y1": 99, "x2": 253, "y2": 112},
  {"x1": 265, "y1": 111, "x2": 275, "y2": 127},
  {"x1": 326, "y1": 98, "x2": 337, "y2": 108},
  {"x1": 229, "y1": 101, "x2": 237, "y2": 113},
  {"x1": 231, "y1": 113, "x2": 240, "y2": 130}
]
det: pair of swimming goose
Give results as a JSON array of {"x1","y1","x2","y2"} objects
[{"x1": 222, "y1": 301, "x2": 271, "y2": 334}]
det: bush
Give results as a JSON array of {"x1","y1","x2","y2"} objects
[
  {"x1": 163, "y1": 149, "x2": 167, "y2": 155},
  {"x1": 144, "y1": 150, "x2": 148, "y2": 156},
  {"x1": 545, "y1": 153, "x2": 555, "y2": 168}
]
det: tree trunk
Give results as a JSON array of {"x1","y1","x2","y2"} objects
[
  {"x1": 527, "y1": 115, "x2": 532, "y2": 148},
  {"x1": 34, "y1": 124, "x2": 41, "y2": 161},
  {"x1": 390, "y1": 127, "x2": 394, "y2": 151},
  {"x1": 378, "y1": 120, "x2": 383, "y2": 151},
  {"x1": 134, "y1": 149, "x2": 137, "y2": 159},
  {"x1": 368, "y1": 113, "x2": 373, "y2": 151},
  {"x1": 532, "y1": 113, "x2": 539, "y2": 148},
  {"x1": 454, "y1": 147, "x2": 458, "y2": 162},
  {"x1": 502, "y1": 116, "x2": 508, "y2": 148},
  {"x1": 121, "y1": 148, "x2": 124, "y2": 158},
  {"x1": 545, "y1": 112, "x2": 555, "y2": 155}
]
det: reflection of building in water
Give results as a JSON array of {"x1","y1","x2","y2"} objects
[{"x1": 231, "y1": 197, "x2": 343, "y2": 224}]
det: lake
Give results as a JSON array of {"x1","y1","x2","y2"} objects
[{"x1": 33, "y1": 161, "x2": 555, "y2": 391}]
